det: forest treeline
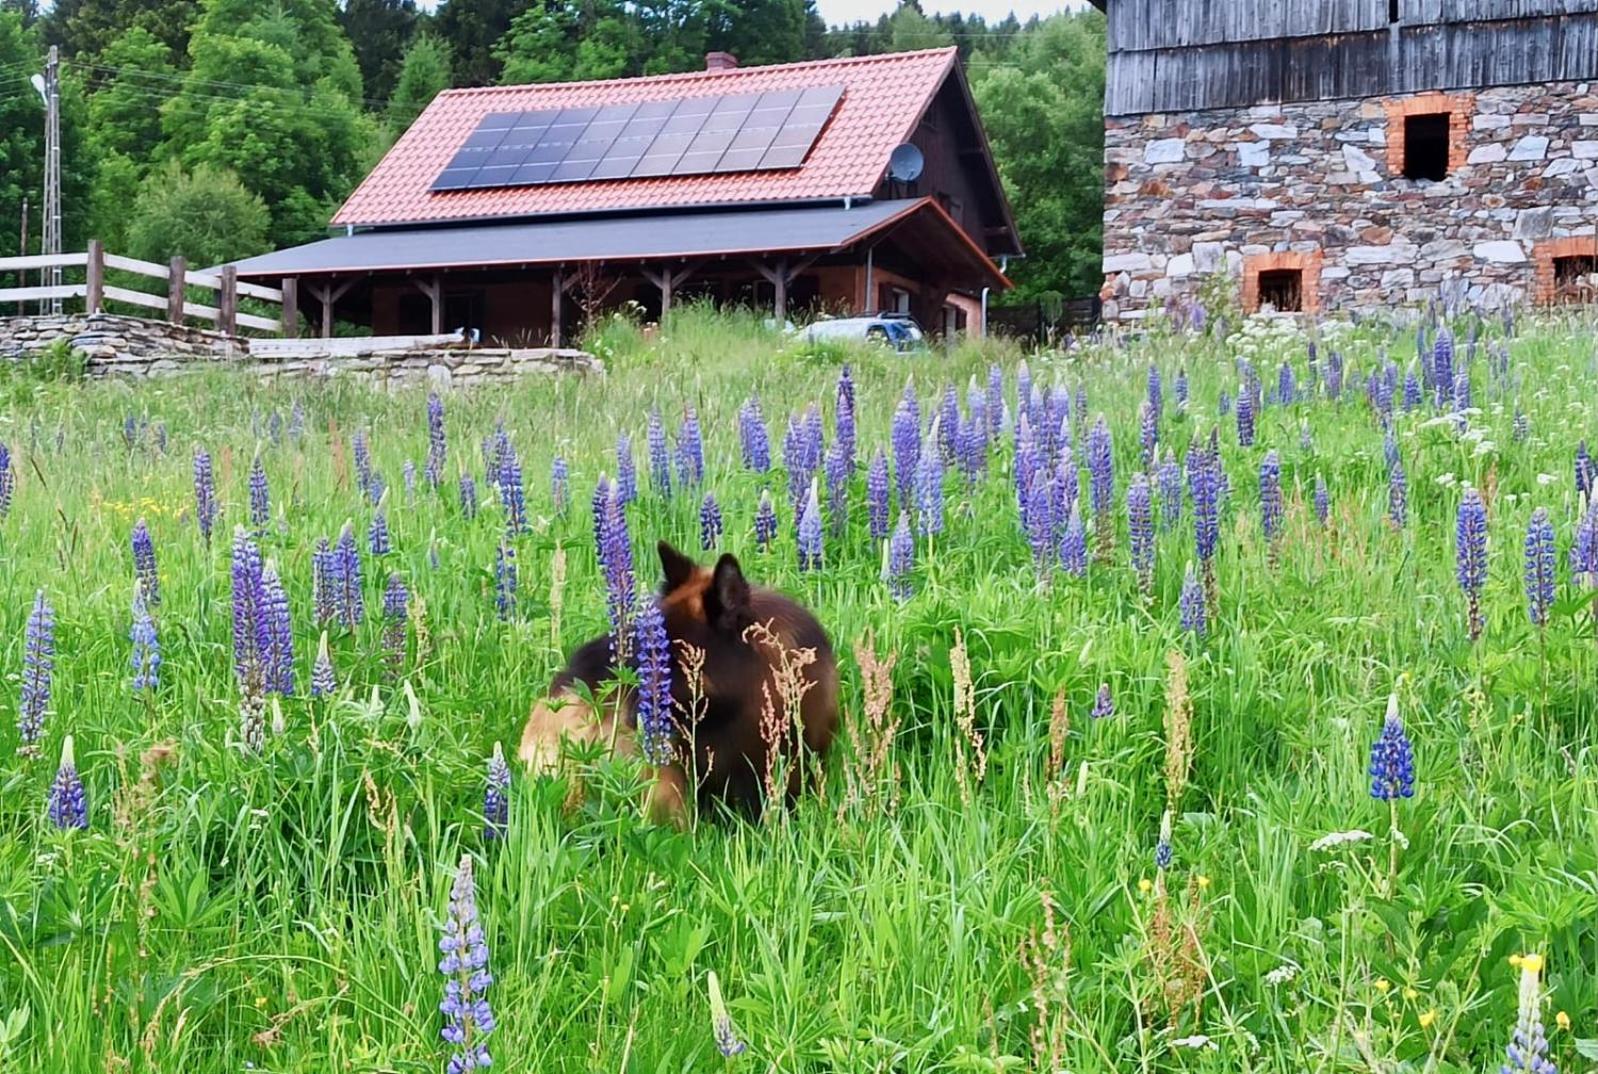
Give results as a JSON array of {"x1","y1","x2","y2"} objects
[{"x1": 0, "y1": 0, "x2": 1104, "y2": 300}]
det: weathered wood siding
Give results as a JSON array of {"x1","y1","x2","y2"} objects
[{"x1": 1107, "y1": 10, "x2": 1598, "y2": 114}]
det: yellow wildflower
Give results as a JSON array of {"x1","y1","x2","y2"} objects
[
  {"x1": 1419, "y1": 1009, "x2": 1436, "y2": 1029},
  {"x1": 1197, "y1": 875, "x2": 1211, "y2": 889},
  {"x1": 1556, "y1": 1011, "x2": 1570, "y2": 1032},
  {"x1": 1138, "y1": 878, "x2": 1153, "y2": 894},
  {"x1": 1520, "y1": 953, "x2": 1544, "y2": 974},
  {"x1": 1374, "y1": 978, "x2": 1390, "y2": 994},
  {"x1": 1403, "y1": 987, "x2": 1418, "y2": 1001}
]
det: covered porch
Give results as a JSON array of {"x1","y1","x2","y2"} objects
[{"x1": 226, "y1": 198, "x2": 1008, "y2": 346}]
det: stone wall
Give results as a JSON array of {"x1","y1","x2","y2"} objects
[
  {"x1": 0, "y1": 312, "x2": 601, "y2": 385},
  {"x1": 1101, "y1": 80, "x2": 1598, "y2": 322},
  {"x1": 0, "y1": 313, "x2": 244, "y2": 367}
]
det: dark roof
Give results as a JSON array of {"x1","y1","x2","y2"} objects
[{"x1": 227, "y1": 198, "x2": 1009, "y2": 289}]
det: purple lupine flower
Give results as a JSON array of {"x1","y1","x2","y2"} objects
[
  {"x1": 986, "y1": 363, "x2": 1005, "y2": 436},
  {"x1": 1218, "y1": 390, "x2": 1232, "y2": 417},
  {"x1": 231, "y1": 527, "x2": 266, "y2": 691},
  {"x1": 353, "y1": 430, "x2": 374, "y2": 501},
  {"x1": 1402, "y1": 369, "x2": 1422, "y2": 411},
  {"x1": 676, "y1": 409, "x2": 704, "y2": 487},
  {"x1": 1577, "y1": 498, "x2": 1598, "y2": 589},
  {"x1": 938, "y1": 385, "x2": 961, "y2": 464},
  {"x1": 335, "y1": 522, "x2": 364, "y2": 629},
  {"x1": 494, "y1": 542, "x2": 517, "y2": 621},
  {"x1": 131, "y1": 518, "x2": 160, "y2": 606},
  {"x1": 130, "y1": 584, "x2": 160, "y2": 691},
  {"x1": 1235, "y1": 386, "x2": 1256, "y2": 447},
  {"x1": 48, "y1": 735, "x2": 87, "y2": 829},
  {"x1": 797, "y1": 480, "x2": 823, "y2": 571},
  {"x1": 867, "y1": 448, "x2": 890, "y2": 540},
  {"x1": 0, "y1": 440, "x2": 12, "y2": 517},
  {"x1": 885, "y1": 512, "x2": 914, "y2": 601},
  {"x1": 1278, "y1": 361, "x2": 1296, "y2": 406},
  {"x1": 1016, "y1": 362, "x2": 1033, "y2": 425},
  {"x1": 782, "y1": 414, "x2": 811, "y2": 512},
  {"x1": 368, "y1": 470, "x2": 388, "y2": 508},
  {"x1": 1179, "y1": 562, "x2": 1206, "y2": 639},
  {"x1": 1139, "y1": 401, "x2": 1157, "y2": 469},
  {"x1": 1073, "y1": 384, "x2": 1088, "y2": 443},
  {"x1": 1499, "y1": 955, "x2": 1555, "y2": 1074},
  {"x1": 1577, "y1": 441, "x2": 1592, "y2": 502},
  {"x1": 123, "y1": 413, "x2": 139, "y2": 450},
  {"x1": 1326, "y1": 350, "x2": 1345, "y2": 403},
  {"x1": 755, "y1": 489, "x2": 778, "y2": 552},
  {"x1": 1087, "y1": 415, "x2": 1114, "y2": 559},
  {"x1": 1369, "y1": 696, "x2": 1414, "y2": 800},
  {"x1": 438, "y1": 855, "x2": 495, "y2": 1074},
  {"x1": 595, "y1": 478, "x2": 635, "y2": 652},
  {"x1": 1049, "y1": 385, "x2": 1072, "y2": 459},
  {"x1": 1014, "y1": 415, "x2": 1039, "y2": 514},
  {"x1": 1383, "y1": 429, "x2": 1400, "y2": 475},
  {"x1": 915, "y1": 421, "x2": 944, "y2": 537},
  {"x1": 892, "y1": 386, "x2": 920, "y2": 509},
  {"x1": 633, "y1": 598, "x2": 674, "y2": 765},
  {"x1": 802, "y1": 404, "x2": 825, "y2": 475},
  {"x1": 369, "y1": 508, "x2": 391, "y2": 556},
  {"x1": 382, "y1": 572, "x2": 408, "y2": 670},
  {"x1": 1147, "y1": 363, "x2": 1163, "y2": 424},
  {"x1": 1389, "y1": 457, "x2": 1408, "y2": 529},
  {"x1": 1314, "y1": 473, "x2": 1330, "y2": 528},
  {"x1": 268, "y1": 411, "x2": 284, "y2": 446},
  {"x1": 739, "y1": 396, "x2": 771, "y2": 472},
  {"x1": 1432, "y1": 331, "x2": 1454, "y2": 408},
  {"x1": 647, "y1": 408, "x2": 671, "y2": 498},
  {"x1": 700, "y1": 493, "x2": 724, "y2": 551},
  {"x1": 551, "y1": 456, "x2": 569, "y2": 516},
  {"x1": 836, "y1": 367, "x2": 857, "y2": 474},
  {"x1": 1129, "y1": 473, "x2": 1154, "y2": 592},
  {"x1": 426, "y1": 393, "x2": 447, "y2": 489},
  {"x1": 1157, "y1": 449, "x2": 1182, "y2": 532},
  {"x1": 1053, "y1": 447, "x2": 1079, "y2": 534},
  {"x1": 1189, "y1": 442, "x2": 1219, "y2": 564},
  {"x1": 484, "y1": 742, "x2": 510, "y2": 840},
  {"x1": 498, "y1": 444, "x2": 526, "y2": 536},
  {"x1": 459, "y1": 474, "x2": 478, "y2": 519},
  {"x1": 261, "y1": 561, "x2": 294, "y2": 696},
  {"x1": 1452, "y1": 370, "x2": 1472, "y2": 414},
  {"x1": 17, "y1": 590, "x2": 54, "y2": 750},
  {"x1": 1259, "y1": 450, "x2": 1283, "y2": 560},
  {"x1": 1091, "y1": 682, "x2": 1114, "y2": 719},
  {"x1": 311, "y1": 632, "x2": 337, "y2": 698},
  {"x1": 1456, "y1": 487, "x2": 1488, "y2": 641},
  {"x1": 1026, "y1": 384, "x2": 1046, "y2": 452},
  {"x1": 193, "y1": 449, "x2": 217, "y2": 545},
  {"x1": 1512, "y1": 409, "x2": 1529, "y2": 443},
  {"x1": 403, "y1": 461, "x2": 417, "y2": 505},
  {"x1": 1175, "y1": 367, "x2": 1189, "y2": 412},
  {"x1": 1525, "y1": 507, "x2": 1556, "y2": 628},
  {"x1": 824, "y1": 442, "x2": 848, "y2": 537},
  {"x1": 1026, "y1": 471, "x2": 1054, "y2": 568},
  {"x1": 312, "y1": 537, "x2": 335, "y2": 624},
  {"x1": 615, "y1": 434, "x2": 637, "y2": 505},
  {"x1": 1060, "y1": 501, "x2": 1087, "y2": 577}
]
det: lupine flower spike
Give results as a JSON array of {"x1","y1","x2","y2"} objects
[
  {"x1": 484, "y1": 742, "x2": 511, "y2": 840},
  {"x1": 438, "y1": 855, "x2": 494, "y2": 1073},
  {"x1": 19, "y1": 589, "x2": 56, "y2": 752},
  {"x1": 885, "y1": 513, "x2": 914, "y2": 601},
  {"x1": 707, "y1": 971, "x2": 747, "y2": 1058},
  {"x1": 1456, "y1": 487, "x2": 1488, "y2": 641},
  {"x1": 1091, "y1": 682, "x2": 1114, "y2": 720},
  {"x1": 633, "y1": 599, "x2": 674, "y2": 766},
  {"x1": 132, "y1": 519, "x2": 160, "y2": 605},
  {"x1": 700, "y1": 493, "x2": 724, "y2": 551},
  {"x1": 1179, "y1": 562, "x2": 1207, "y2": 640},
  {"x1": 1501, "y1": 953, "x2": 1556, "y2": 1074},
  {"x1": 1369, "y1": 693, "x2": 1415, "y2": 801},
  {"x1": 48, "y1": 734, "x2": 88, "y2": 830},
  {"x1": 311, "y1": 631, "x2": 337, "y2": 698},
  {"x1": 755, "y1": 489, "x2": 778, "y2": 552},
  {"x1": 1524, "y1": 507, "x2": 1556, "y2": 629},
  {"x1": 131, "y1": 584, "x2": 160, "y2": 692},
  {"x1": 1259, "y1": 450, "x2": 1283, "y2": 567}
]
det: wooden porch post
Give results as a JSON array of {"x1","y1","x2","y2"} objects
[
  {"x1": 218, "y1": 266, "x2": 238, "y2": 336},
  {"x1": 642, "y1": 262, "x2": 702, "y2": 326},
  {"x1": 168, "y1": 257, "x2": 186, "y2": 323},
  {"x1": 85, "y1": 239, "x2": 104, "y2": 313},
  {"x1": 279, "y1": 278, "x2": 299, "y2": 338},
  {"x1": 752, "y1": 255, "x2": 819, "y2": 326},
  {"x1": 551, "y1": 267, "x2": 563, "y2": 347}
]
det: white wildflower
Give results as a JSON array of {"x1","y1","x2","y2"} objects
[
  {"x1": 1537, "y1": 473, "x2": 1557, "y2": 486},
  {"x1": 1474, "y1": 440, "x2": 1496, "y2": 456},
  {"x1": 1436, "y1": 472, "x2": 1457, "y2": 487},
  {"x1": 1171, "y1": 1035, "x2": 1218, "y2": 1051},
  {"x1": 1264, "y1": 963, "x2": 1300, "y2": 986},
  {"x1": 1310, "y1": 829, "x2": 1374, "y2": 852}
]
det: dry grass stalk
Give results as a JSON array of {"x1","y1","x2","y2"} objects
[
  {"x1": 840, "y1": 630, "x2": 901, "y2": 820},
  {"x1": 950, "y1": 629, "x2": 986, "y2": 804},
  {"x1": 745, "y1": 619, "x2": 818, "y2": 823},
  {"x1": 1143, "y1": 871, "x2": 1211, "y2": 1030},
  {"x1": 1020, "y1": 887, "x2": 1072, "y2": 1073},
  {"x1": 1046, "y1": 688, "x2": 1070, "y2": 815},
  {"x1": 1163, "y1": 650, "x2": 1193, "y2": 809},
  {"x1": 550, "y1": 545, "x2": 567, "y2": 650}
]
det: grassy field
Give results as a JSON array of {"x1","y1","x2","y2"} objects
[{"x1": 0, "y1": 306, "x2": 1594, "y2": 1073}]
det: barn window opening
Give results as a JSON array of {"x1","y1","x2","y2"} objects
[
  {"x1": 1403, "y1": 113, "x2": 1451, "y2": 180},
  {"x1": 1257, "y1": 269, "x2": 1303, "y2": 312},
  {"x1": 1554, "y1": 254, "x2": 1598, "y2": 298},
  {"x1": 1389, "y1": 0, "x2": 1400, "y2": 23}
]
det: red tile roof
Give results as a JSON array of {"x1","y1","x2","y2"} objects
[{"x1": 331, "y1": 48, "x2": 959, "y2": 228}]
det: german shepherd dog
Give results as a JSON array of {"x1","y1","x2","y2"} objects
[{"x1": 518, "y1": 541, "x2": 838, "y2": 826}]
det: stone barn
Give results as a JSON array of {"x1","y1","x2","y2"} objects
[{"x1": 1092, "y1": 0, "x2": 1598, "y2": 322}]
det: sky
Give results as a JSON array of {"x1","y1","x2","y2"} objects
[{"x1": 816, "y1": 0, "x2": 1086, "y2": 26}]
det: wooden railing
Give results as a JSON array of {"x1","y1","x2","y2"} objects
[{"x1": 0, "y1": 241, "x2": 298, "y2": 337}]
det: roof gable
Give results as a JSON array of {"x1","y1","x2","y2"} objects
[{"x1": 333, "y1": 49, "x2": 960, "y2": 229}]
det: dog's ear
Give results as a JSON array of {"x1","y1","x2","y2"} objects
[
  {"x1": 658, "y1": 541, "x2": 698, "y2": 594},
  {"x1": 704, "y1": 553, "x2": 752, "y2": 634}
]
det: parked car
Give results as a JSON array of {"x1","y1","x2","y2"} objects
[{"x1": 793, "y1": 313, "x2": 927, "y2": 353}]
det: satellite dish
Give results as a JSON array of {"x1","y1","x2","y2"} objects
[{"x1": 887, "y1": 143, "x2": 924, "y2": 183}]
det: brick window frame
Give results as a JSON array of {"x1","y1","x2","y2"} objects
[
  {"x1": 1241, "y1": 250, "x2": 1323, "y2": 315},
  {"x1": 1384, "y1": 92, "x2": 1474, "y2": 178},
  {"x1": 1533, "y1": 235, "x2": 1598, "y2": 305}
]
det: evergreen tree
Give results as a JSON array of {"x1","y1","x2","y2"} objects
[
  {"x1": 389, "y1": 31, "x2": 451, "y2": 132},
  {"x1": 341, "y1": 0, "x2": 419, "y2": 104},
  {"x1": 435, "y1": 0, "x2": 518, "y2": 86},
  {"x1": 45, "y1": 0, "x2": 197, "y2": 62}
]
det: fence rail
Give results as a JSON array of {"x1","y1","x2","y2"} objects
[{"x1": 0, "y1": 241, "x2": 297, "y2": 337}]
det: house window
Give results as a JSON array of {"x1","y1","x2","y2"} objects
[
  {"x1": 1554, "y1": 255, "x2": 1598, "y2": 300},
  {"x1": 1257, "y1": 269, "x2": 1303, "y2": 312},
  {"x1": 1403, "y1": 113, "x2": 1451, "y2": 181},
  {"x1": 1389, "y1": 0, "x2": 1400, "y2": 22}
]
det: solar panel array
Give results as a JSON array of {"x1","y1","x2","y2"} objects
[{"x1": 431, "y1": 85, "x2": 846, "y2": 192}]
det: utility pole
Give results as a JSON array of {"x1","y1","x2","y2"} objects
[
  {"x1": 16, "y1": 197, "x2": 26, "y2": 317},
  {"x1": 42, "y1": 46, "x2": 61, "y2": 315}
]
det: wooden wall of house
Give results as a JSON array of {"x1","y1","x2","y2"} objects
[{"x1": 1105, "y1": 4, "x2": 1598, "y2": 115}]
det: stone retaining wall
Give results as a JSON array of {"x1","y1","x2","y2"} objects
[
  {"x1": 245, "y1": 347, "x2": 601, "y2": 387},
  {"x1": 0, "y1": 313, "x2": 243, "y2": 366},
  {"x1": 1102, "y1": 80, "x2": 1598, "y2": 322}
]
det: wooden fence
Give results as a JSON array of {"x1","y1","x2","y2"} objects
[
  {"x1": 0, "y1": 241, "x2": 297, "y2": 337},
  {"x1": 986, "y1": 295, "x2": 1102, "y2": 345}
]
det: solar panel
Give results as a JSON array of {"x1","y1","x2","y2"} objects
[{"x1": 429, "y1": 85, "x2": 844, "y2": 192}]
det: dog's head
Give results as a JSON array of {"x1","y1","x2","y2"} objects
[{"x1": 655, "y1": 540, "x2": 755, "y2": 644}]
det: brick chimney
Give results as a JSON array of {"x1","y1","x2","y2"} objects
[{"x1": 705, "y1": 51, "x2": 739, "y2": 72}]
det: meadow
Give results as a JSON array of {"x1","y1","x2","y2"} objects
[{"x1": 0, "y1": 305, "x2": 1594, "y2": 1074}]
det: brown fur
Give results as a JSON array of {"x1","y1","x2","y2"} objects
[{"x1": 518, "y1": 542, "x2": 838, "y2": 826}]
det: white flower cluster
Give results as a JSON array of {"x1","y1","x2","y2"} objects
[{"x1": 1309, "y1": 829, "x2": 1374, "y2": 852}]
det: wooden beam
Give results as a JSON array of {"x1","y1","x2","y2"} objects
[
  {"x1": 642, "y1": 261, "x2": 704, "y2": 325},
  {"x1": 218, "y1": 265, "x2": 238, "y2": 336},
  {"x1": 279, "y1": 278, "x2": 299, "y2": 338},
  {"x1": 168, "y1": 256, "x2": 186, "y2": 324},
  {"x1": 85, "y1": 240, "x2": 104, "y2": 314},
  {"x1": 410, "y1": 274, "x2": 442, "y2": 335},
  {"x1": 551, "y1": 268, "x2": 563, "y2": 348}
]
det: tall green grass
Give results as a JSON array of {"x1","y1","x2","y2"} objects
[{"x1": 0, "y1": 304, "x2": 1593, "y2": 1073}]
